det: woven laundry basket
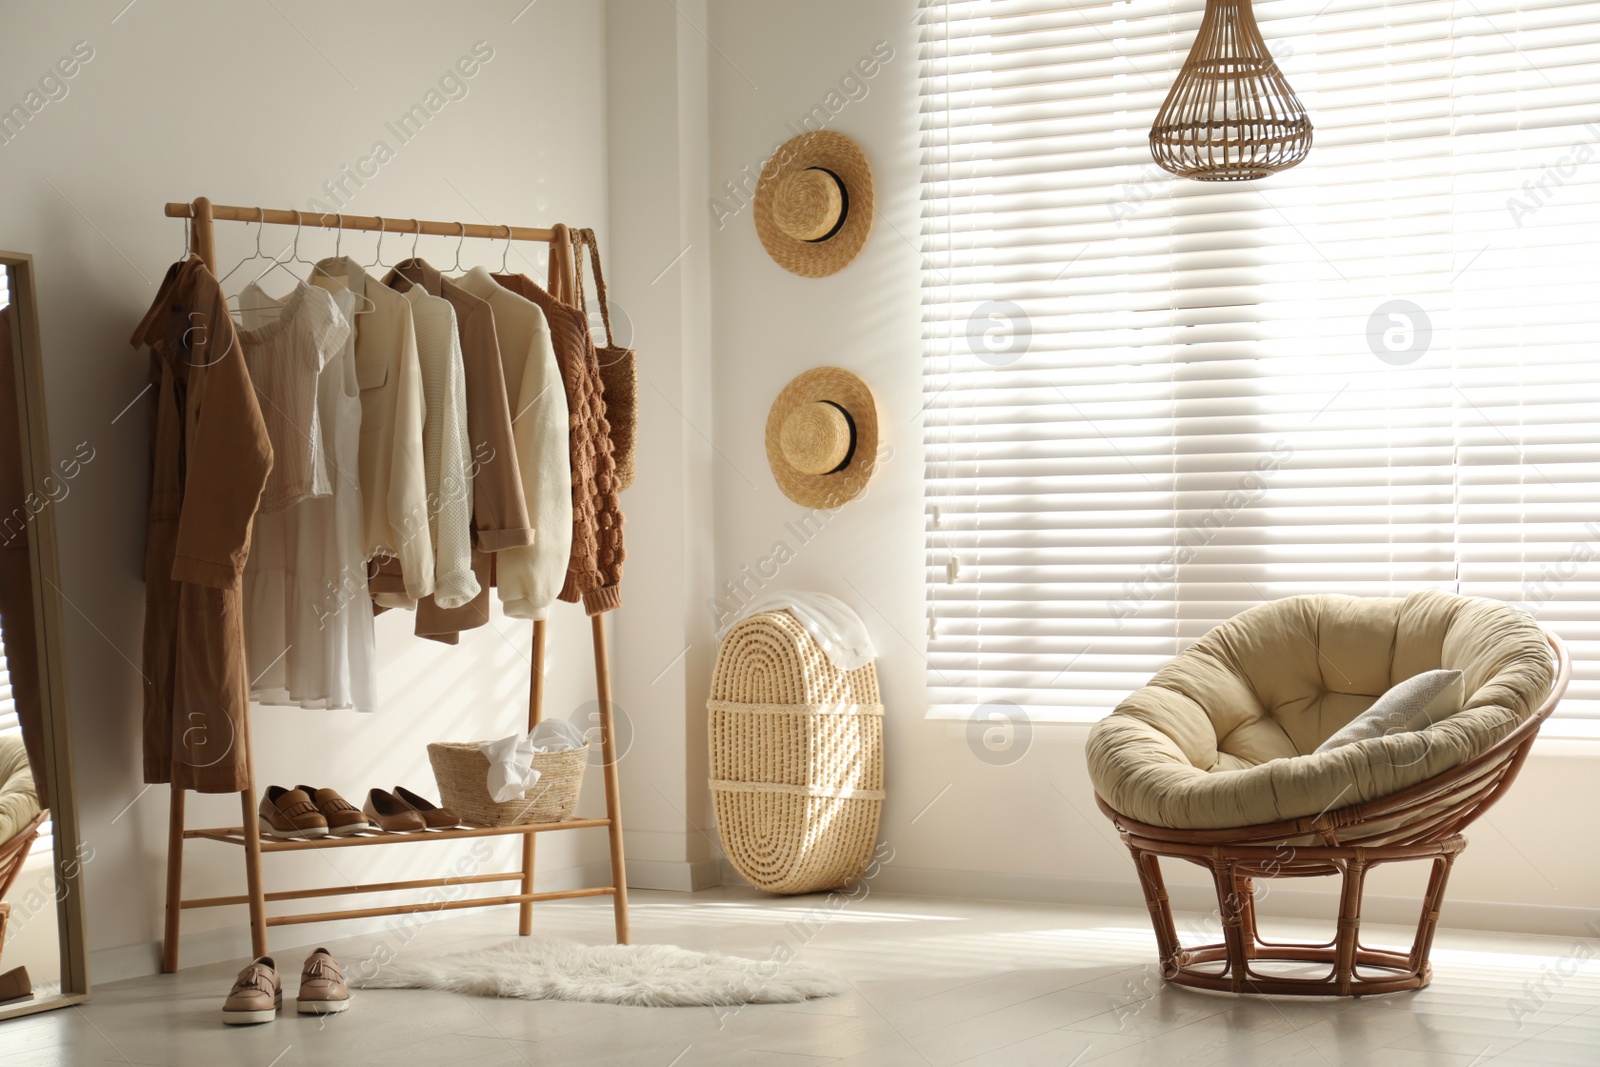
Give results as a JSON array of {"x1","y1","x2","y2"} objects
[
  {"x1": 709, "y1": 610, "x2": 884, "y2": 895},
  {"x1": 427, "y1": 741, "x2": 590, "y2": 827}
]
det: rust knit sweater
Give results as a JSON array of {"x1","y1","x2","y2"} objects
[{"x1": 493, "y1": 273, "x2": 624, "y2": 614}]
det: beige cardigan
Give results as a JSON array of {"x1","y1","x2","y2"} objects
[
  {"x1": 312, "y1": 257, "x2": 433, "y2": 602},
  {"x1": 455, "y1": 267, "x2": 571, "y2": 620}
]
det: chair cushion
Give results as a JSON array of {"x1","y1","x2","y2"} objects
[
  {"x1": 0, "y1": 734, "x2": 40, "y2": 847},
  {"x1": 1086, "y1": 590, "x2": 1554, "y2": 830},
  {"x1": 1313, "y1": 668, "x2": 1463, "y2": 754}
]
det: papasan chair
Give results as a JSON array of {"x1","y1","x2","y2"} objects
[
  {"x1": 0, "y1": 733, "x2": 46, "y2": 981},
  {"x1": 1087, "y1": 590, "x2": 1566, "y2": 996}
]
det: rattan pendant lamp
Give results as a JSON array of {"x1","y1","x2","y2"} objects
[{"x1": 1150, "y1": 0, "x2": 1312, "y2": 180}]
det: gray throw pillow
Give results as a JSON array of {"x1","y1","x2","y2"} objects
[{"x1": 1314, "y1": 669, "x2": 1466, "y2": 754}]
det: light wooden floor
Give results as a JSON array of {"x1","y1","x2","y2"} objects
[{"x1": 2, "y1": 887, "x2": 1597, "y2": 1066}]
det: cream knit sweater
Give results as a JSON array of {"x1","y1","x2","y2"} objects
[{"x1": 454, "y1": 267, "x2": 571, "y2": 620}]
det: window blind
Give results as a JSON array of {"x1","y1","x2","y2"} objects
[
  {"x1": 0, "y1": 628, "x2": 18, "y2": 738},
  {"x1": 919, "y1": 0, "x2": 1600, "y2": 721}
]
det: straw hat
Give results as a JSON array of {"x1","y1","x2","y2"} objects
[
  {"x1": 765, "y1": 367, "x2": 880, "y2": 509},
  {"x1": 754, "y1": 131, "x2": 874, "y2": 278}
]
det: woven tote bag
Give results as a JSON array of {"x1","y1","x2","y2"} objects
[
  {"x1": 708, "y1": 610, "x2": 884, "y2": 894},
  {"x1": 575, "y1": 229, "x2": 638, "y2": 491}
]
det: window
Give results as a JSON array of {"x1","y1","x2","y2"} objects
[{"x1": 919, "y1": 0, "x2": 1600, "y2": 722}]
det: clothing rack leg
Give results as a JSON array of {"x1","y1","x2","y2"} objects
[
  {"x1": 240, "y1": 791, "x2": 267, "y2": 957},
  {"x1": 519, "y1": 620, "x2": 547, "y2": 936},
  {"x1": 190, "y1": 196, "x2": 216, "y2": 270},
  {"x1": 191, "y1": 195, "x2": 270, "y2": 961},
  {"x1": 550, "y1": 223, "x2": 575, "y2": 301},
  {"x1": 592, "y1": 615, "x2": 630, "y2": 944},
  {"x1": 239, "y1": 706, "x2": 269, "y2": 958},
  {"x1": 160, "y1": 786, "x2": 185, "y2": 972}
]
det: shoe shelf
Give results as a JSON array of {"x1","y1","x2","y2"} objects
[
  {"x1": 173, "y1": 816, "x2": 622, "y2": 932},
  {"x1": 181, "y1": 869, "x2": 617, "y2": 929},
  {"x1": 185, "y1": 817, "x2": 612, "y2": 851}
]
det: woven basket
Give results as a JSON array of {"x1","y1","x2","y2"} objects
[
  {"x1": 709, "y1": 610, "x2": 884, "y2": 895},
  {"x1": 427, "y1": 741, "x2": 590, "y2": 827}
]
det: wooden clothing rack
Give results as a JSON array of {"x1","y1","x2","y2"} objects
[{"x1": 156, "y1": 197, "x2": 629, "y2": 970}]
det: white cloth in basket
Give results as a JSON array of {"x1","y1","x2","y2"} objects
[
  {"x1": 479, "y1": 719, "x2": 589, "y2": 802},
  {"x1": 721, "y1": 591, "x2": 877, "y2": 671}
]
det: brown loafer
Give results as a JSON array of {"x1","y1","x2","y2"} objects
[
  {"x1": 222, "y1": 956, "x2": 281, "y2": 1025},
  {"x1": 296, "y1": 785, "x2": 371, "y2": 837},
  {"x1": 297, "y1": 947, "x2": 351, "y2": 1015},
  {"x1": 362, "y1": 788, "x2": 426, "y2": 833},
  {"x1": 0, "y1": 964, "x2": 32, "y2": 1005},
  {"x1": 259, "y1": 786, "x2": 329, "y2": 839},
  {"x1": 394, "y1": 786, "x2": 462, "y2": 830}
]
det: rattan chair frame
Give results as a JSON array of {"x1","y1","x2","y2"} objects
[
  {"x1": 0, "y1": 810, "x2": 46, "y2": 904},
  {"x1": 1095, "y1": 630, "x2": 1569, "y2": 996}
]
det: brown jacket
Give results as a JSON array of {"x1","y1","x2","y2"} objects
[
  {"x1": 383, "y1": 259, "x2": 532, "y2": 551},
  {"x1": 494, "y1": 272, "x2": 624, "y2": 614},
  {"x1": 132, "y1": 258, "x2": 273, "y2": 793}
]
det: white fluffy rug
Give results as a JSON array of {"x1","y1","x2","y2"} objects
[{"x1": 352, "y1": 937, "x2": 847, "y2": 1007}]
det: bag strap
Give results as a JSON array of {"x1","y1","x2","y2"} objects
[
  {"x1": 571, "y1": 229, "x2": 590, "y2": 325},
  {"x1": 573, "y1": 228, "x2": 616, "y2": 348}
]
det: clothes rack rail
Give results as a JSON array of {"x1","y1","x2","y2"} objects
[{"x1": 156, "y1": 197, "x2": 629, "y2": 971}]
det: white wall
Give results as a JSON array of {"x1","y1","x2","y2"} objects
[
  {"x1": 0, "y1": 1, "x2": 614, "y2": 976},
  {"x1": 603, "y1": 0, "x2": 722, "y2": 894},
  {"x1": 702, "y1": 0, "x2": 1600, "y2": 938}
]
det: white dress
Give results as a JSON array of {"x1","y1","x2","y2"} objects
[{"x1": 241, "y1": 281, "x2": 377, "y2": 713}]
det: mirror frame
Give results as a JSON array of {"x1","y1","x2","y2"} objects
[{"x1": 0, "y1": 249, "x2": 90, "y2": 1020}]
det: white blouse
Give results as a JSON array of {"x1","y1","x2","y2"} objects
[{"x1": 311, "y1": 256, "x2": 434, "y2": 602}]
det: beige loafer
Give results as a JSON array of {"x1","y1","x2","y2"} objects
[
  {"x1": 296, "y1": 785, "x2": 371, "y2": 836},
  {"x1": 259, "y1": 786, "x2": 329, "y2": 840},
  {"x1": 297, "y1": 947, "x2": 350, "y2": 1015},
  {"x1": 222, "y1": 956, "x2": 281, "y2": 1025}
]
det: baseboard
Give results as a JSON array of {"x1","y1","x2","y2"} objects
[
  {"x1": 859, "y1": 864, "x2": 1600, "y2": 940},
  {"x1": 624, "y1": 857, "x2": 723, "y2": 892}
]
